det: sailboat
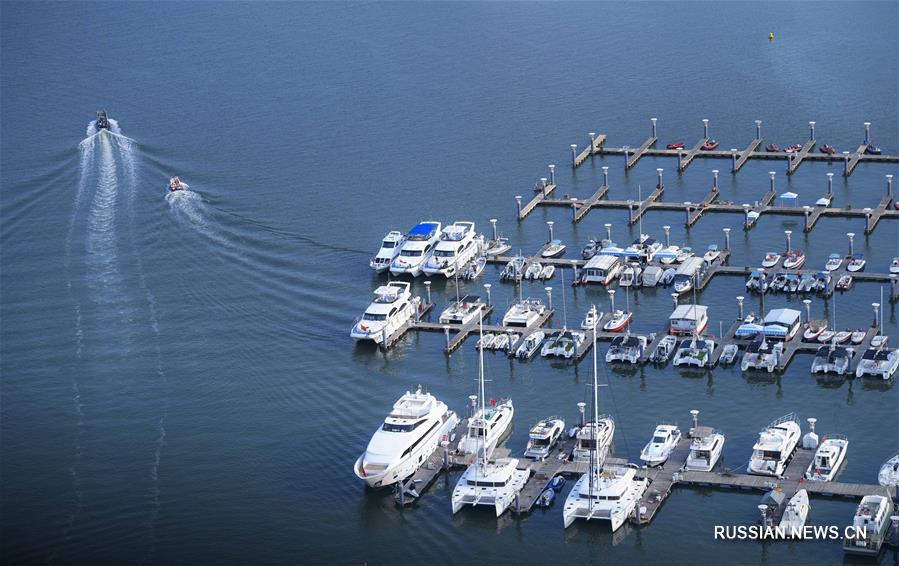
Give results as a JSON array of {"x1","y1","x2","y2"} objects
[
  {"x1": 452, "y1": 315, "x2": 528, "y2": 516},
  {"x1": 563, "y1": 318, "x2": 647, "y2": 531}
]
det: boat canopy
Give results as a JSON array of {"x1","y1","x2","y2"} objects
[
  {"x1": 408, "y1": 222, "x2": 438, "y2": 237},
  {"x1": 736, "y1": 323, "x2": 765, "y2": 338},
  {"x1": 670, "y1": 304, "x2": 708, "y2": 322},
  {"x1": 764, "y1": 308, "x2": 801, "y2": 327}
]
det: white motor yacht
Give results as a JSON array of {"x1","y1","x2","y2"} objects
[
  {"x1": 514, "y1": 331, "x2": 544, "y2": 359},
  {"x1": 524, "y1": 417, "x2": 566, "y2": 460},
  {"x1": 422, "y1": 222, "x2": 477, "y2": 277},
  {"x1": 720, "y1": 344, "x2": 739, "y2": 365},
  {"x1": 673, "y1": 337, "x2": 716, "y2": 368},
  {"x1": 354, "y1": 386, "x2": 460, "y2": 488},
  {"x1": 390, "y1": 221, "x2": 442, "y2": 277},
  {"x1": 542, "y1": 239, "x2": 566, "y2": 258},
  {"x1": 606, "y1": 334, "x2": 647, "y2": 364},
  {"x1": 502, "y1": 298, "x2": 546, "y2": 328},
  {"x1": 878, "y1": 454, "x2": 899, "y2": 487},
  {"x1": 350, "y1": 282, "x2": 420, "y2": 343},
  {"x1": 580, "y1": 305, "x2": 600, "y2": 331},
  {"x1": 684, "y1": 429, "x2": 725, "y2": 472},
  {"x1": 779, "y1": 489, "x2": 810, "y2": 535},
  {"x1": 805, "y1": 436, "x2": 848, "y2": 481},
  {"x1": 748, "y1": 413, "x2": 801, "y2": 477},
  {"x1": 649, "y1": 335, "x2": 677, "y2": 363},
  {"x1": 855, "y1": 346, "x2": 899, "y2": 379},
  {"x1": 824, "y1": 253, "x2": 843, "y2": 272},
  {"x1": 439, "y1": 295, "x2": 486, "y2": 325},
  {"x1": 740, "y1": 339, "x2": 783, "y2": 373},
  {"x1": 639, "y1": 424, "x2": 682, "y2": 467},
  {"x1": 703, "y1": 244, "x2": 721, "y2": 264},
  {"x1": 562, "y1": 466, "x2": 648, "y2": 531},
  {"x1": 369, "y1": 230, "x2": 405, "y2": 273},
  {"x1": 843, "y1": 495, "x2": 892, "y2": 556},
  {"x1": 571, "y1": 418, "x2": 615, "y2": 464}
]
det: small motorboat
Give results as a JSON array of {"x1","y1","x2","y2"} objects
[
  {"x1": 667, "y1": 141, "x2": 686, "y2": 150},
  {"x1": 485, "y1": 237, "x2": 511, "y2": 256},
  {"x1": 542, "y1": 239, "x2": 566, "y2": 258},
  {"x1": 581, "y1": 305, "x2": 600, "y2": 331},
  {"x1": 817, "y1": 330, "x2": 836, "y2": 343},
  {"x1": 865, "y1": 143, "x2": 882, "y2": 155},
  {"x1": 476, "y1": 333, "x2": 496, "y2": 350},
  {"x1": 871, "y1": 335, "x2": 889, "y2": 348},
  {"x1": 640, "y1": 424, "x2": 681, "y2": 467},
  {"x1": 515, "y1": 331, "x2": 545, "y2": 359},
  {"x1": 824, "y1": 253, "x2": 843, "y2": 272},
  {"x1": 540, "y1": 265, "x2": 555, "y2": 280},
  {"x1": 784, "y1": 144, "x2": 803, "y2": 153},
  {"x1": 804, "y1": 320, "x2": 828, "y2": 341},
  {"x1": 761, "y1": 252, "x2": 781, "y2": 268},
  {"x1": 847, "y1": 254, "x2": 866, "y2": 272},
  {"x1": 168, "y1": 176, "x2": 187, "y2": 192},
  {"x1": 720, "y1": 344, "x2": 739, "y2": 365},
  {"x1": 618, "y1": 263, "x2": 642, "y2": 287},
  {"x1": 850, "y1": 330, "x2": 867, "y2": 345},
  {"x1": 703, "y1": 244, "x2": 721, "y2": 264},
  {"x1": 96, "y1": 110, "x2": 110, "y2": 130},
  {"x1": 603, "y1": 310, "x2": 632, "y2": 332},
  {"x1": 462, "y1": 256, "x2": 486, "y2": 280},
  {"x1": 536, "y1": 488, "x2": 556, "y2": 508},
  {"x1": 890, "y1": 257, "x2": 899, "y2": 274},
  {"x1": 549, "y1": 475, "x2": 566, "y2": 492},
  {"x1": 835, "y1": 274, "x2": 853, "y2": 291},
  {"x1": 493, "y1": 333, "x2": 511, "y2": 351},
  {"x1": 879, "y1": 453, "x2": 899, "y2": 487},
  {"x1": 834, "y1": 330, "x2": 852, "y2": 344},
  {"x1": 701, "y1": 140, "x2": 719, "y2": 151},
  {"x1": 805, "y1": 437, "x2": 849, "y2": 482},
  {"x1": 660, "y1": 268, "x2": 676, "y2": 286},
  {"x1": 582, "y1": 239, "x2": 600, "y2": 260},
  {"x1": 765, "y1": 144, "x2": 780, "y2": 152},
  {"x1": 783, "y1": 250, "x2": 805, "y2": 270},
  {"x1": 820, "y1": 144, "x2": 836, "y2": 155},
  {"x1": 771, "y1": 273, "x2": 788, "y2": 293},
  {"x1": 650, "y1": 335, "x2": 677, "y2": 363},
  {"x1": 779, "y1": 489, "x2": 810, "y2": 535},
  {"x1": 525, "y1": 262, "x2": 543, "y2": 280},
  {"x1": 675, "y1": 247, "x2": 694, "y2": 263}
]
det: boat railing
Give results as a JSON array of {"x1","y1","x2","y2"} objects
[
  {"x1": 822, "y1": 433, "x2": 849, "y2": 442},
  {"x1": 767, "y1": 412, "x2": 799, "y2": 429}
]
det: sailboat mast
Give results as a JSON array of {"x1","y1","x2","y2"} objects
[{"x1": 478, "y1": 312, "x2": 487, "y2": 466}]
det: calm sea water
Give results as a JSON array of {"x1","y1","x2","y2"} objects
[{"x1": 2, "y1": 2, "x2": 897, "y2": 564}]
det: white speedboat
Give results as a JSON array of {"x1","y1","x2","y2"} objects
[
  {"x1": 571, "y1": 418, "x2": 615, "y2": 463},
  {"x1": 540, "y1": 264, "x2": 555, "y2": 280},
  {"x1": 354, "y1": 386, "x2": 460, "y2": 488},
  {"x1": 422, "y1": 222, "x2": 477, "y2": 277},
  {"x1": 642, "y1": 265, "x2": 664, "y2": 287},
  {"x1": 649, "y1": 335, "x2": 677, "y2": 363},
  {"x1": 675, "y1": 247, "x2": 694, "y2": 263},
  {"x1": 524, "y1": 261, "x2": 543, "y2": 280},
  {"x1": 805, "y1": 436, "x2": 848, "y2": 482},
  {"x1": 618, "y1": 263, "x2": 642, "y2": 287},
  {"x1": 871, "y1": 335, "x2": 889, "y2": 348},
  {"x1": 843, "y1": 495, "x2": 892, "y2": 556},
  {"x1": 660, "y1": 268, "x2": 676, "y2": 286},
  {"x1": 761, "y1": 252, "x2": 781, "y2": 268},
  {"x1": 500, "y1": 255, "x2": 526, "y2": 280},
  {"x1": 542, "y1": 239, "x2": 566, "y2": 258},
  {"x1": 740, "y1": 339, "x2": 783, "y2": 373},
  {"x1": 779, "y1": 489, "x2": 810, "y2": 535},
  {"x1": 891, "y1": 257, "x2": 899, "y2": 274},
  {"x1": 439, "y1": 296, "x2": 486, "y2": 325},
  {"x1": 369, "y1": 230, "x2": 404, "y2": 273},
  {"x1": 351, "y1": 282, "x2": 419, "y2": 343},
  {"x1": 811, "y1": 345, "x2": 854, "y2": 375},
  {"x1": 748, "y1": 413, "x2": 801, "y2": 477},
  {"x1": 639, "y1": 424, "x2": 681, "y2": 467},
  {"x1": 492, "y1": 333, "x2": 511, "y2": 351},
  {"x1": 803, "y1": 320, "x2": 828, "y2": 341},
  {"x1": 783, "y1": 249, "x2": 806, "y2": 270},
  {"x1": 524, "y1": 417, "x2": 566, "y2": 460},
  {"x1": 582, "y1": 239, "x2": 600, "y2": 260},
  {"x1": 540, "y1": 329, "x2": 585, "y2": 359},
  {"x1": 851, "y1": 330, "x2": 866, "y2": 345},
  {"x1": 673, "y1": 337, "x2": 716, "y2": 368},
  {"x1": 514, "y1": 331, "x2": 544, "y2": 359},
  {"x1": 673, "y1": 274, "x2": 693, "y2": 295},
  {"x1": 720, "y1": 344, "x2": 739, "y2": 365},
  {"x1": 603, "y1": 310, "x2": 632, "y2": 332},
  {"x1": 451, "y1": 456, "x2": 529, "y2": 517},
  {"x1": 390, "y1": 221, "x2": 442, "y2": 277},
  {"x1": 476, "y1": 332, "x2": 495, "y2": 351},
  {"x1": 581, "y1": 305, "x2": 600, "y2": 331},
  {"x1": 462, "y1": 256, "x2": 486, "y2": 280},
  {"x1": 846, "y1": 253, "x2": 866, "y2": 272},
  {"x1": 656, "y1": 246, "x2": 680, "y2": 265},
  {"x1": 684, "y1": 429, "x2": 725, "y2": 472},
  {"x1": 824, "y1": 253, "x2": 843, "y2": 272},
  {"x1": 503, "y1": 298, "x2": 547, "y2": 328},
  {"x1": 562, "y1": 466, "x2": 648, "y2": 531},
  {"x1": 485, "y1": 237, "x2": 511, "y2": 256},
  {"x1": 855, "y1": 346, "x2": 899, "y2": 379},
  {"x1": 606, "y1": 334, "x2": 647, "y2": 364},
  {"x1": 703, "y1": 244, "x2": 721, "y2": 264},
  {"x1": 878, "y1": 454, "x2": 899, "y2": 487}
]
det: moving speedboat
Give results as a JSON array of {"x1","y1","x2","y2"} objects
[
  {"x1": 765, "y1": 144, "x2": 780, "y2": 152},
  {"x1": 843, "y1": 495, "x2": 891, "y2": 556},
  {"x1": 805, "y1": 436, "x2": 848, "y2": 482},
  {"x1": 879, "y1": 454, "x2": 899, "y2": 487},
  {"x1": 847, "y1": 253, "x2": 866, "y2": 272},
  {"x1": 96, "y1": 110, "x2": 109, "y2": 130},
  {"x1": 390, "y1": 221, "x2": 442, "y2": 277},
  {"x1": 562, "y1": 466, "x2": 648, "y2": 531},
  {"x1": 354, "y1": 386, "x2": 460, "y2": 488},
  {"x1": 650, "y1": 335, "x2": 677, "y2": 364},
  {"x1": 639, "y1": 424, "x2": 681, "y2": 467},
  {"x1": 524, "y1": 417, "x2": 566, "y2": 460},
  {"x1": 685, "y1": 429, "x2": 725, "y2": 472},
  {"x1": 748, "y1": 414, "x2": 801, "y2": 476},
  {"x1": 369, "y1": 231, "x2": 405, "y2": 273},
  {"x1": 542, "y1": 239, "x2": 566, "y2": 258},
  {"x1": 351, "y1": 282, "x2": 419, "y2": 343},
  {"x1": 783, "y1": 250, "x2": 805, "y2": 270},
  {"x1": 761, "y1": 252, "x2": 781, "y2": 268},
  {"x1": 820, "y1": 144, "x2": 836, "y2": 155},
  {"x1": 779, "y1": 489, "x2": 810, "y2": 535},
  {"x1": 423, "y1": 222, "x2": 477, "y2": 277},
  {"x1": 168, "y1": 176, "x2": 187, "y2": 192},
  {"x1": 673, "y1": 337, "x2": 716, "y2": 368},
  {"x1": 667, "y1": 141, "x2": 686, "y2": 150},
  {"x1": 824, "y1": 253, "x2": 843, "y2": 271},
  {"x1": 701, "y1": 140, "x2": 719, "y2": 151},
  {"x1": 864, "y1": 143, "x2": 882, "y2": 155},
  {"x1": 855, "y1": 346, "x2": 899, "y2": 379},
  {"x1": 603, "y1": 310, "x2": 632, "y2": 332}
]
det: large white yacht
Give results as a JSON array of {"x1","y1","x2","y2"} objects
[
  {"x1": 350, "y1": 282, "x2": 419, "y2": 343},
  {"x1": 452, "y1": 321, "x2": 528, "y2": 516},
  {"x1": 502, "y1": 298, "x2": 547, "y2": 328},
  {"x1": 684, "y1": 429, "x2": 725, "y2": 472},
  {"x1": 422, "y1": 222, "x2": 478, "y2": 277},
  {"x1": 639, "y1": 424, "x2": 682, "y2": 467},
  {"x1": 369, "y1": 230, "x2": 405, "y2": 273},
  {"x1": 354, "y1": 386, "x2": 460, "y2": 488},
  {"x1": 571, "y1": 417, "x2": 615, "y2": 464},
  {"x1": 805, "y1": 436, "x2": 848, "y2": 482},
  {"x1": 748, "y1": 413, "x2": 801, "y2": 477},
  {"x1": 390, "y1": 221, "x2": 442, "y2": 277},
  {"x1": 843, "y1": 495, "x2": 892, "y2": 556}
]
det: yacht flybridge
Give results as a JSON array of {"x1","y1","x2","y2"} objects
[
  {"x1": 748, "y1": 413, "x2": 801, "y2": 477},
  {"x1": 351, "y1": 282, "x2": 419, "y2": 343},
  {"x1": 354, "y1": 386, "x2": 460, "y2": 488},
  {"x1": 805, "y1": 436, "x2": 848, "y2": 482},
  {"x1": 423, "y1": 222, "x2": 478, "y2": 277},
  {"x1": 439, "y1": 295, "x2": 486, "y2": 326},
  {"x1": 369, "y1": 230, "x2": 405, "y2": 273},
  {"x1": 684, "y1": 429, "x2": 725, "y2": 472},
  {"x1": 390, "y1": 221, "x2": 442, "y2": 277}
]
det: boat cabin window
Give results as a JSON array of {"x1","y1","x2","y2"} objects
[
  {"x1": 530, "y1": 437, "x2": 551, "y2": 447},
  {"x1": 400, "y1": 249, "x2": 424, "y2": 257},
  {"x1": 581, "y1": 494, "x2": 620, "y2": 501},
  {"x1": 362, "y1": 313, "x2": 387, "y2": 321},
  {"x1": 467, "y1": 480, "x2": 506, "y2": 487},
  {"x1": 696, "y1": 450, "x2": 711, "y2": 459},
  {"x1": 382, "y1": 419, "x2": 426, "y2": 433},
  {"x1": 433, "y1": 250, "x2": 456, "y2": 258},
  {"x1": 470, "y1": 427, "x2": 486, "y2": 437},
  {"x1": 652, "y1": 435, "x2": 667, "y2": 443},
  {"x1": 382, "y1": 241, "x2": 397, "y2": 248},
  {"x1": 760, "y1": 450, "x2": 782, "y2": 460},
  {"x1": 578, "y1": 438, "x2": 598, "y2": 450}
]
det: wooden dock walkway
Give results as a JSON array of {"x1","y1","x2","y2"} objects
[
  {"x1": 678, "y1": 138, "x2": 709, "y2": 172},
  {"x1": 382, "y1": 302, "x2": 434, "y2": 349},
  {"x1": 573, "y1": 134, "x2": 607, "y2": 168},
  {"x1": 734, "y1": 138, "x2": 762, "y2": 172},
  {"x1": 409, "y1": 304, "x2": 495, "y2": 353},
  {"x1": 626, "y1": 137, "x2": 658, "y2": 169},
  {"x1": 513, "y1": 437, "x2": 577, "y2": 514},
  {"x1": 786, "y1": 139, "x2": 816, "y2": 175},
  {"x1": 629, "y1": 185, "x2": 664, "y2": 225},
  {"x1": 518, "y1": 183, "x2": 557, "y2": 220},
  {"x1": 687, "y1": 188, "x2": 721, "y2": 226},
  {"x1": 632, "y1": 436, "x2": 695, "y2": 524},
  {"x1": 574, "y1": 185, "x2": 609, "y2": 223},
  {"x1": 866, "y1": 194, "x2": 894, "y2": 234},
  {"x1": 846, "y1": 144, "x2": 868, "y2": 176}
]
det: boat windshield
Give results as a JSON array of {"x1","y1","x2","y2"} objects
[
  {"x1": 578, "y1": 438, "x2": 599, "y2": 450},
  {"x1": 652, "y1": 435, "x2": 667, "y2": 443},
  {"x1": 381, "y1": 240, "x2": 397, "y2": 248},
  {"x1": 400, "y1": 250, "x2": 424, "y2": 257},
  {"x1": 530, "y1": 437, "x2": 551, "y2": 447},
  {"x1": 381, "y1": 420, "x2": 424, "y2": 433},
  {"x1": 470, "y1": 426, "x2": 486, "y2": 437},
  {"x1": 433, "y1": 250, "x2": 456, "y2": 257},
  {"x1": 362, "y1": 313, "x2": 387, "y2": 321},
  {"x1": 467, "y1": 479, "x2": 507, "y2": 487}
]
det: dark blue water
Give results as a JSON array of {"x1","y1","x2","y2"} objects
[{"x1": 1, "y1": 2, "x2": 897, "y2": 564}]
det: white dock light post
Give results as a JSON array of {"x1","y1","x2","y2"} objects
[
  {"x1": 571, "y1": 197, "x2": 579, "y2": 222},
  {"x1": 826, "y1": 172, "x2": 834, "y2": 195},
  {"x1": 690, "y1": 409, "x2": 700, "y2": 431},
  {"x1": 589, "y1": 133, "x2": 596, "y2": 154},
  {"x1": 608, "y1": 289, "x2": 616, "y2": 314},
  {"x1": 842, "y1": 151, "x2": 850, "y2": 175},
  {"x1": 768, "y1": 171, "x2": 776, "y2": 193},
  {"x1": 731, "y1": 148, "x2": 738, "y2": 172},
  {"x1": 712, "y1": 169, "x2": 719, "y2": 191},
  {"x1": 873, "y1": 302, "x2": 880, "y2": 328},
  {"x1": 802, "y1": 299, "x2": 811, "y2": 324},
  {"x1": 723, "y1": 227, "x2": 731, "y2": 251},
  {"x1": 623, "y1": 146, "x2": 630, "y2": 170},
  {"x1": 602, "y1": 166, "x2": 609, "y2": 188},
  {"x1": 571, "y1": 259, "x2": 579, "y2": 282},
  {"x1": 847, "y1": 232, "x2": 855, "y2": 256},
  {"x1": 758, "y1": 505, "x2": 770, "y2": 528},
  {"x1": 671, "y1": 292, "x2": 679, "y2": 308},
  {"x1": 484, "y1": 283, "x2": 491, "y2": 306},
  {"x1": 743, "y1": 204, "x2": 751, "y2": 228},
  {"x1": 549, "y1": 164, "x2": 556, "y2": 185},
  {"x1": 803, "y1": 206, "x2": 811, "y2": 232},
  {"x1": 444, "y1": 326, "x2": 451, "y2": 350},
  {"x1": 651, "y1": 118, "x2": 657, "y2": 138},
  {"x1": 545, "y1": 286, "x2": 552, "y2": 310},
  {"x1": 864, "y1": 207, "x2": 873, "y2": 232},
  {"x1": 864, "y1": 122, "x2": 871, "y2": 145},
  {"x1": 891, "y1": 516, "x2": 899, "y2": 546},
  {"x1": 755, "y1": 120, "x2": 762, "y2": 140},
  {"x1": 577, "y1": 402, "x2": 587, "y2": 426},
  {"x1": 547, "y1": 220, "x2": 554, "y2": 242},
  {"x1": 657, "y1": 168, "x2": 664, "y2": 189},
  {"x1": 604, "y1": 223, "x2": 612, "y2": 241},
  {"x1": 737, "y1": 296, "x2": 745, "y2": 320},
  {"x1": 684, "y1": 201, "x2": 692, "y2": 225},
  {"x1": 663, "y1": 225, "x2": 671, "y2": 247},
  {"x1": 570, "y1": 144, "x2": 578, "y2": 166},
  {"x1": 490, "y1": 218, "x2": 498, "y2": 241},
  {"x1": 887, "y1": 174, "x2": 893, "y2": 197},
  {"x1": 678, "y1": 149, "x2": 685, "y2": 171},
  {"x1": 809, "y1": 121, "x2": 816, "y2": 141},
  {"x1": 515, "y1": 195, "x2": 523, "y2": 217},
  {"x1": 628, "y1": 200, "x2": 635, "y2": 224},
  {"x1": 540, "y1": 177, "x2": 548, "y2": 197},
  {"x1": 424, "y1": 280, "x2": 432, "y2": 305},
  {"x1": 702, "y1": 118, "x2": 709, "y2": 139},
  {"x1": 784, "y1": 230, "x2": 792, "y2": 253}
]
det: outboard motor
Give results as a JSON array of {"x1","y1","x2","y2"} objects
[{"x1": 802, "y1": 417, "x2": 819, "y2": 450}]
